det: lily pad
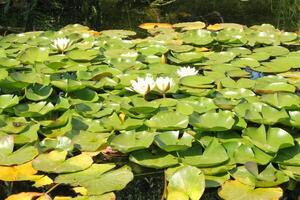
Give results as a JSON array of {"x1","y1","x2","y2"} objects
[
  {"x1": 32, "y1": 150, "x2": 93, "y2": 173},
  {"x1": 25, "y1": 84, "x2": 53, "y2": 101},
  {"x1": 190, "y1": 111, "x2": 235, "y2": 131},
  {"x1": 109, "y1": 130, "x2": 156, "y2": 153},
  {"x1": 55, "y1": 164, "x2": 133, "y2": 195},
  {"x1": 19, "y1": 47, "x2": 49, "y2": 64},
  {"x1": 0, "y1": 135, "x2": 38, "y2": 166},
  {"x1": 154, "y1": 131, "x2": 193, "y2": 152},
  {"x1": 129, "y1": 149, "x2": 179, "y2": 169},
  {"x1": 145, "y1": 111, "x2": 189, "y2": 130},
  {"x1": 218, "y1": 180, "x2": 283, "y2": 200},
  {"x1": 178, "y1": 138, "x2": 229, "y2": 167},
  {"x1": 166, "y1": 165, "x2": 205, "y2": 200}
]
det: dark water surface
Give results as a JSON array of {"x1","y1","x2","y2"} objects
[{"x1": 0, "y1": 0, "x2": 299, "y2": 34}]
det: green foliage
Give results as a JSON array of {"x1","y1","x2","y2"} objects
[{"x1": 0, "y1": 22, "x2": 299, "y2": 199}]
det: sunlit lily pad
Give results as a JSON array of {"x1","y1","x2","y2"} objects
[
  {"x1": 219, "y1": 180, "x2": 283, "y2": 200},
  {"x1": 166, "y1": 165, "x2": 205, "y2": 200},
  {"x1": 0, "y1": 135, "x2": 38, "y2": 166},
  {"x1": 178, "y1": 138, "x2": 229, "y2": 167},
  {"x1": 109, "y1": 130, "x2": 156, "y2": 153},
  {"x1": 190, "y1": 111, "x2": 235, "y2": 131},
  {"x1": 154, "y1": 131, "x2": 193, "y2": 152},
  {"x1": 145, "y1": 111, "x2": 188, "y2": 130},
  {"x1": 129, "y1": 149, "x2": 179, "y2": 169},
  {"x1": 33, "y1": 150, "x2": 93, "y2": 173},
  {"x1": 55, "y1": 164, "x2": 133, "y2": 195}
]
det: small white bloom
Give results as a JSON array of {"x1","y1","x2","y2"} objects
[
  {"x1": 156, "y1": 77, "x2": 174, "y2": 94},
  {"x1": 129, "y1": 74, "x2": 155, "y2": 96},
  {"x1": 177, "y1": 66, "x2": 198, "y2": 78},
  {"x1": 52, "y1": 37, "x2": 71, "y2": 53}
]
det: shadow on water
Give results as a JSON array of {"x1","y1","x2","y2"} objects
[{"x1": 0, "y1": 0, "x2": 299, "y2": 34}]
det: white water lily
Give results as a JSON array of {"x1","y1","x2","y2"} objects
[
  {"x1": 177, "y1": 66, "x2": 199, "y2": 78},
  {"x1": 52, "y1": 37, "x2": 71, "y2": 53},
  {"x1": 156, "y1": 77, "x2": 174, "y2": 95},
  {"x1": 129, "y1": 75, "x2": 155, "y2": 96}
]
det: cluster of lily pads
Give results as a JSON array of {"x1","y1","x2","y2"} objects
[{"x1": 0, "y1": 22, "x2": 299, "y2": 200}]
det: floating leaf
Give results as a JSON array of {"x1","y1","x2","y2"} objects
[
  {"x1": 32, "y1": 150, "x2": 93, "y2": 173},
  {"x1": 25, "y1": 84, "x2": 53, "y2": 101},
  {"x1": 179, "y1": 138, "x2": 229, "y2": 167},
  {"x1": 145, "y1": 111, "x2": 188, "y2": 130},
  {"x1": 55, "y1": 164, "x2": 133, "y2": 195},
  {"x1": 154, "y1": 131, "x2": 193, "y2": 152},
  {"x1": 190, "y1": 111, "x2": 235, "y2": 131},
  {"x1": 109, "y1": 130, "x2": 155, "y2": 153},
  {"x1": 166, "y1": 165, "x2": 205, "y2": 200},
  {"x1": 19, "y1": 47, "x2": 49, "y2": 64},
  {"x1": 0, "y1": 135, "x2": 38, "y2": 166},
  {"x1": 242, "y1": 125, "x2": 294, "y2": 153},
  {"x1": 218, "y1": 180, "x2": 283, "y2": 200},
  {"x1": 129, "y1": 149, "x2": 179, "y2": 169}
]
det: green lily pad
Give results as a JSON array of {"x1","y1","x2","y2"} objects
[
  {"x1": 109, "y1": 130, "x2": 156, "y2": 153},
  {"x1": 0, "y1": 94, "x2": 19, "y2": 111},
  {"x1": 0, "y1": 135, "x2": 38, "y2": 166},
  {"x1": 166, "y1": 165, "x2": 205, "y2": 200},
  {"x1": 145, "y1": 111, "x2": 189, "y2": 130},
  {"x1": 223, "y1": 141, "x2": 274, "y2": 165},
  {"x1": 129, "y1": 149, "x2": 179, "y2": 169},
  {"x1": 261, "y1": 92, "x2": 300, "y2": 109},
  {"x1": 230, "y1": 163, "x2": 289, "y2": 187},
  {"x1": 25, "y1": 84, "x2": 53, "y2": 101},
  {"x1": 39, "y1": 136, "x2": 73, "y2": 152},
  {"x1": 253, "y1": 46, "x2": 289, "y2": 57},
  {"x1": 32, "y1": 150, "x2": 93, "y2": 173},
  {"x1": 51, "y1": 79, "x2": 85, "y2": 92},
  {"x1": 273, "y1": 142, "x2": 300, "y2": 166},
  {"x1": 218, "y1": 88, "x2": 255, "y2": 99},
  {"x1": 0, "y1": 57, "x2": 20, "y2": 68},
  {"x1": 180, "y1": 29, "x2": 213, "y2": 45},
  {"x1": 178, "y1": 138, "x2": 229, "y2": 167},
  {"x1": 169, "y1": 51, "x2": 204, "y2": 64},
  {"x1": 190, "y1": 111, "x2": 235, "y2": 131},
  {"x1": 71, "y1": 131, "x2": 112, "y2": 152},
  {"x1": 180, "y1": 75, "x2": 214, "y2": 88},
  {"x1": 19, "y1": 47, "x2": 49, "y2": 64},
  {"x1": 154, "y1": 131, "x2": 193, "y2": 152},
  {"x1": 218, "y1": 180, "x2": 283, "y2": 200},
  {"x1": 242, "y1": 125, "x2": 294, "y2": 153},
  {"x1": 67, "y1": 49, "x2": 98, "y2": 61},
  {"x1": 55, "y1": 164, "x2": 133, "y2": 195},
  {"x1": 205, "y1": 173, "x2": 230, "y2": 188},
  {"x1": 14, "y1": 101, "x2": 54, "y2": 117}
]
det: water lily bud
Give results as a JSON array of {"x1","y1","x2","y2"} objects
[
  {"x1": 156, "y1": 77, "x2": 174, "y2": 94},
  {"x1": 129, "y1": 75, "x2": 155, "y2": 96},
  {"x1": 52, "y1": 37, "x2": 71, "y2": 53},
  {"x1": 177, "y1": 66, "x2": 198, "y2": 78}
]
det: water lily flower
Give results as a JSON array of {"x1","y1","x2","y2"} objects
[
  {"x1": 177, "y1": 66, "x2": 199, "y2": 78},
  {"x1": 156, "y1": 77, "x2": 174, "y2": 96},
  {"x1": 129, "y1": 75, "x2": 155, "y2": 96},
  {"x1": 52, "y1": 37, "x2": 71, "y2": 53}
]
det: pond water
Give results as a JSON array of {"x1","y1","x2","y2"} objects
[{"x1": 0, "y1": 0, "x2": 299, "y2": 33}]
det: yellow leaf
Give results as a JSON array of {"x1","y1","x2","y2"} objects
[
  {"x1": 139, "y1": 23, "x2": 172, "y2": 30},
  {"x1": 5, "y1": 192, "x2": 44, "y2": 200},
  {"x1": 0, "y1": 162, "x2": 37, "y2": 181},
  {"x1": 219, "y1": 180, "x2": 283, "y2": 200},
  {"x1": 53, "y1": 197, "x2": 72, "y2": 200},
  {"x1": 207, "y1": 24, "x2": 223, "y2": 31},
  {"x1": 73, "y1": 187, "x2": 88, "y2": 195},
  {"x1": 32, "y1": 175, "x2": 53, "y2": 187}
]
